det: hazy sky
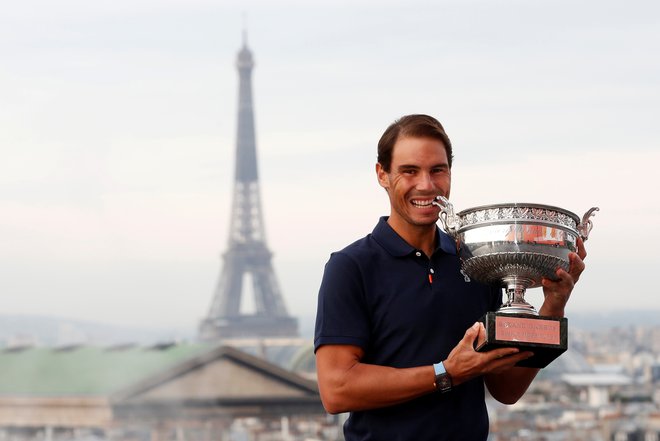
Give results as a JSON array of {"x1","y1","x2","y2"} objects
[{"x1": 2, "y1": 0, "x2": 659, "y2": 337}]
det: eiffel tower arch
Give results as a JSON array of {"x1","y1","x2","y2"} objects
[{"x1": 199, "y1": 36, "x2": 298, "y2": 341}]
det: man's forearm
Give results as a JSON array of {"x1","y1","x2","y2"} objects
[
  {"x1": 483, "y1": 300, "x2": 562, "y2": 404},
  {"x1": 485, "y1": 365, "x2": 539, "y2": 404},
  {"x1": 316, "y1": 346, "x2": 437, "y2": 414}
]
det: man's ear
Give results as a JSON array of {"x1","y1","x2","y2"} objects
[{"x1": 376, "y1": 162, "x2": 389, "y2": 190}]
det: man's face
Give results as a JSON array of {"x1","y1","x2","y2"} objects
[{"x1": 376, "y1": 136, "x2": 451, "y2": 229}]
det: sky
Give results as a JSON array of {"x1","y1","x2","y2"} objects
[{"x1": 1, "y1": 0, "x2": 659, "y2": 338}]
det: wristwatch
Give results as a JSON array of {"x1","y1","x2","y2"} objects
[{"x1": 433, "y1": 362, "x2": 452, "y2": 393}]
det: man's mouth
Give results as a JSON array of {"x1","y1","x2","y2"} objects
[{"x1": 411, "y1": 198, "x2": 435, "y2": 208}]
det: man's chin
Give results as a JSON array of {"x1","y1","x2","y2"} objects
[{"x1": 410, "y1": 215, "x2": 439, "y2": 227}]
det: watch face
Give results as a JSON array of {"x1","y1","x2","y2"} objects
[{"x1": 435, "y1": 373, "x2": 452, "y2": 392}]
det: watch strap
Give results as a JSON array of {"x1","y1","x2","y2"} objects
[{"x1": 433, "y1": 361, "x2": 452, "y2": 393}]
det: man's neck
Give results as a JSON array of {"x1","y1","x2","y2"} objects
[{"x1": 387, "y1": 217, "x2": 437, "y2": 257}]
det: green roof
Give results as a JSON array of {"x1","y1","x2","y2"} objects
[{"x1": 0, "y1": 344, "x2": 211, "y2": 396}]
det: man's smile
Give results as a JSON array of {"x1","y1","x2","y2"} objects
[{"x1": 411, "y1": 198, "x2": 436, "y2": 208}]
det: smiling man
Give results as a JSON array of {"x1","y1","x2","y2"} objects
[{"x1": 314, "y1": 114, "x2": 587, "y2": 440}]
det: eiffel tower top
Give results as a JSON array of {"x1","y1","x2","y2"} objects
[
  {"x1": 236, "y1": 30, "x2": 254, "y2": 70},
  {"x1": 233, "y1": 30, "x2": 259, "y2": 189}
]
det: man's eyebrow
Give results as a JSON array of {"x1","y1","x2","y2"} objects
[
  {"x1": 398, "y1": 163, "x2": 448, "y2": 170},
  {"x1": 397, "y1": 164, "x2": 419, "y2": 170}
]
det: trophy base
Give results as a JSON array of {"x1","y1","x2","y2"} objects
[{"x1": 475, "y1": 312, "x2": 568, "y2": 368}]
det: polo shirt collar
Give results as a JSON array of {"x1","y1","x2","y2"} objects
[{"x1": 372, "y1": 216, "x2": 457, "y2": 257}]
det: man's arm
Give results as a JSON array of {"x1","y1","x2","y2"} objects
[
  {"x1": 316, "y1": 339, "x2": 530, "y2": 414},
  {"x1": 483, "y1": 239, "x2": 588, "y2": 404},
  {"x1": 316, "y1": 344, "x2": 435, "y2": 414}
]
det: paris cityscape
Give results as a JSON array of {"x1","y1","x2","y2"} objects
[
  {"x1": 2, "y1": 1, "x2": 660, "y2": 441},
  {"x1": 2, "y1": 36, "x2": 660, "y2": 441}
]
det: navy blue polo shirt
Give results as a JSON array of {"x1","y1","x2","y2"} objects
[{"x1": 315, "y1": 217, "x2": 502, "y2": 441}]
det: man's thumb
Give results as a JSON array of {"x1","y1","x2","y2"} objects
[{"x1": 462, "y1": 322, "x2": 480, "y2": 344}]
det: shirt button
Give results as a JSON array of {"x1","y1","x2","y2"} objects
[
  {"x1": 415, "y1": 251, "x2": 422, "y2": 257},
  {"x1": 430, "y1": 268, "x2": 435, "y2": 274}
]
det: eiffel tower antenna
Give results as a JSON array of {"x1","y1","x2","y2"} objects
[
  {"x1": 199, "y1": 34, "x2": 298, "y2": 341},
  {"x1": 241, "y1": 13, "x2": 248, "y2": 46}
]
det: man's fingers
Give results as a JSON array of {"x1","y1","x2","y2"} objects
[
  {"x1": 462, "y1": 322, "x2": 481, "y2": 345},
  {"x1": 476, "y1": 323, "x2": 487, "y2": 348},
  {"x1": 489, "y1": 355, "x2": 534, "y2": 374},
  {"x1": 489, "y1": 350, "x2": 533, "y2": 371},
  {"x1": 576, "y1": 237, "x2": 587, "y2": 260},
  {"x1": 568, "y1": 252, "x2": 586, "y2": 281},
  {"x1": 489, "y1": 347, "x2": 521, "y2": 361}
]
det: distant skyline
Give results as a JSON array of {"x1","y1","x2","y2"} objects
[{"x1": 1, "y1": 0, "x2": 659, "y2": 333}]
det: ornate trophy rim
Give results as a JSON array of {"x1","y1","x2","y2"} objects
[
  {"x1": 454, "y1": 202, "x2": 582, "y2": 234},
  {"x1": 457, "y1": 202, "x2": 580, "y2": 221}
]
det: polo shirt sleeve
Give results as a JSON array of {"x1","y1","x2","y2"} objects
[{"x1": 314, "y1": 251, "x2": 371, "y2": 353}]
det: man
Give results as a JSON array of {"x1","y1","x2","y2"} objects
[{"x1": 314, "y1": 114, "x2": 586, "y2": 440}]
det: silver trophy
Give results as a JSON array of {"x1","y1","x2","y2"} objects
[{"x1": 433, "y1": 196, "x2": 599, "y2": 367}]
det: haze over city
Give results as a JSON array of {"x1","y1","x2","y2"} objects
[{"x1": 1, "y1": 0, "x2": 659, "y2": 335}]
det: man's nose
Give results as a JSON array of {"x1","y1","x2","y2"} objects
[{"x1": 416, "y1": 172, "x2": 435, "y2": 191}]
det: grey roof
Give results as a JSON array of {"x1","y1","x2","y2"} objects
[{"x1": 561, "y1": 373, "x2": 632, "y2": 386}]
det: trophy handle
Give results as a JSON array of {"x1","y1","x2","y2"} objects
[
  {"x1": 433, "y1": 196, "x2": 460, "y2": 237},
  {"x1": 577, "y1": 207, "x2": 599, "y2": 241}
]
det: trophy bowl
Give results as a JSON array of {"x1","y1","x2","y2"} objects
[
  {"x1": 433, "y1": 197, "x2": 599, "y2": 368},
  {"x1": 433, "y1": 197, "x2": 599, "y2": 315}
]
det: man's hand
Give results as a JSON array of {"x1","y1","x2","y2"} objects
[
  {"x1": 443, "y1": 322, "x2": 533, "y2": 387},
  {"x1": 540, "y1": 237, "x2": 587, "y2": 317}
]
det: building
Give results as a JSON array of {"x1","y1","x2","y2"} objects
[{"x1": 0, "y1": 344, "x2": 325, "y2": 441}]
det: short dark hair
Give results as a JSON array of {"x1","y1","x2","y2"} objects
[{"x1": 377, "y1": 114, "x2": 453, "y2": 172}]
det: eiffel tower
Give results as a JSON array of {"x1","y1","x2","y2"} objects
[{"x1": 199, "y1": 35, "x2": 298, "y2": 341}]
